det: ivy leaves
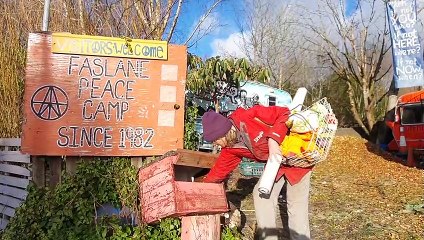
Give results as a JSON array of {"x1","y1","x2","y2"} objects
[
  {"x1": 1, "y1": 157, "x2": 244, "y2": 239},
  {"x1": 221, "y1": 226, "x2": 243, "y2": 240},
  {"x1": 1, "y1": 158, "x2": 137, "y2": 239},
  {"x1": 183, "y1": 105, "x2": 199, "y2": 151},
  {"x1": 143, "y1": 218, "x2": 181, "y2": 240}
]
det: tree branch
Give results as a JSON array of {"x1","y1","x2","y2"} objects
[
  {"x1": 166, "y1": 0, "x2": 183, "y2": 42},
  {"x1": 184, "y1": 0, "x2": 222, "y2": 45}
]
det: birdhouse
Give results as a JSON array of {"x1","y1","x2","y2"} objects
[{"x1": 139, "y1": 149, "x2": 228, "y2": 224}]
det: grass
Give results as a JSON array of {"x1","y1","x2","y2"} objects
[{"x1": 0, "y1": 3, "x2": 31, "y2": 138}]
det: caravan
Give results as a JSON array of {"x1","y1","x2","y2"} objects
[
  {"x1": 192, "y1": 81, "x2": 292, "y2": 151},
  {"x1": 218, "y1": 81, "x2": 292, "y2": 114}
]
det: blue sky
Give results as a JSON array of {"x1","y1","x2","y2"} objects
[
  {"x1": 173, "y1": 0, "x2": 244, "y2": 58},
  {"x1": 176, "y1": 0, "x2": 359, "y2": 59}
]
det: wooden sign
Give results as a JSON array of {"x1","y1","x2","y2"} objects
[{"x1": 21, "y1": 32, "x2": 187, "y2": 156}]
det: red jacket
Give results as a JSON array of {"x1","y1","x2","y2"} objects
[{"x1": 203, "y1": 105, "x2": 312, "y2": 185}]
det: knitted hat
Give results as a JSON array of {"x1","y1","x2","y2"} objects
[{"x1": 202, "y1": 111, "x2": 232, "y2": 142}]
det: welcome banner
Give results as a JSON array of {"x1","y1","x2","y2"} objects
[{"x1": 387, "y1": 0, "x2": 424, "y2": 88}]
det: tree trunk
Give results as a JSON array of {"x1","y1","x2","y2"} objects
[{"x1": 348, "y1": 82, "x2": 370, "y2": 135}]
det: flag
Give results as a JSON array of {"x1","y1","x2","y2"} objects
[{"x1": 387, "y1": 0, "x2": 424, "y2": 88}]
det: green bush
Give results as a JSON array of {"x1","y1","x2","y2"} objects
[
  {"x1": 0, "y1": 158, "x2": 177, "y2": 239},
  {"x1": 1, "y1": 158, "x2": 242, "y2": 239},
  {"x1": 221, "y1": 226, "x2": 243, "y2": 240},
  {"x1": 183, "y1": 105, "x2": 199, "y2": 150}
]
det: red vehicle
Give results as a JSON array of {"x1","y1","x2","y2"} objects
[{"x1": 385, "y1": 90, "x2": 424, "y2": 166}]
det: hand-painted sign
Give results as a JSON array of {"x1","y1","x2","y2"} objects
[
  {"x1": 387, "y1": 0, "x2": 424, "y2": 88},
  {"x1": 21, "y1": 33, "x2": 187, "y2": 156}
]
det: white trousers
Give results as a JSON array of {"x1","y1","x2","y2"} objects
[{"x1": 253, "y1": 171, "x2": 312, "y2": 240}]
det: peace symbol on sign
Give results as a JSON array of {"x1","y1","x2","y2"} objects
[{"x1": 31, "y1": 85, "x2": 69, "y2": 121}]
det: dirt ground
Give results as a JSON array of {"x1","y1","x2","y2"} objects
[{"x1": 225, "y1": 136, "x2": 424, "y2": 240}]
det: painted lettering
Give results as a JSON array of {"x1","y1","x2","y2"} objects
[
  {"x1": 82, "y1": 100, "x2": 129, "y2": 121},
  {"x1": 78, "y1": 78, "x2": 134, "y2": 100},
  {"x1": 118, "y1": 127, "x2": 155, "y2": 149},
  {"x1": 57, "y1": 126, "x2": 113, "y2": 148},
  {"x1": 67, "y1": 56, "x2": 150, "y2": 79}
]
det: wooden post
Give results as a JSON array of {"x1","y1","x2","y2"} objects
[
  {"x1": 181, "y1": 214, "x2": 221, "y2": 240},
  {"x1": 31, "y1": 156, "x2": 45, "y2": 187},
  {"x1": 65, "y1": 156, "x2": 79, "y2": 175},
  {"x1": 406, "y1": 147, "x2": 417, "y2": 167},
  {"x1": 49, "y1": 157, "x2": 62, "y2": 188},
  {"x1": 131, "y1": 157, "x2": 144, "y2": 169},
  {"x1": 175, "y1": 149, "x2": 219, "y2": 168}
]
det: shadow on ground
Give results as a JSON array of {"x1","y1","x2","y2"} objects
[{"x1": 364, "y1": 141, "x2": 424, "y2": 169}]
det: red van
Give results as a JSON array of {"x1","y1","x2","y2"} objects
[{"x1": 386, "y1": 90, "x2": 424, "y2": 165}]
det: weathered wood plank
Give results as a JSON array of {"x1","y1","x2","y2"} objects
[
  {"x1": 0, "y1": 175, "x2": 30, "y2": 189},
  {"x1": 0, "y1": 164, "x2": 31, "y2": 177},
  {"x1": 175, "y1": 149, "x2": 218, "y2": 168},
  {"x1": 49, "y1": 158, "x2": 62, "y2": 188},
  {"x1": 0, "y1": 204, "x2": 16, "y2": 218},
  {"x1": 0, "y1": 138, "x2": 21, "y2": 147},
  {"x1": 0, "y1": 185, "x2": 28, "y2": 200},
  {"x1": 65, "y1": 157, "x2": 79, "y2": 175},
  {"x1": 175, "y1": 182, "x2": 228, "y2": 214},
  {"x1": 142, "y1": 201, "x2": 176, "y2": 224},
  {"x1": 0, "y1": 152, "x2": 30, "y2": 163},
  {"x1": 141, "y1": 183, "x2": 177, "y2": 223},
  {"x1": 130, "y1": 157, "x2": 143, "y2": 170},
  {"x1": 139, "y1": 154, "x2": 228, "y2": 224},
  {"x1": 0, "y1": 218, "x2": 9, "y2": 230},
  {"x1": 0, "y1": 195, "x2": 23, "y2": 209},
  {"x1": 31, "y1": 156, "x2": 45, "y2": 187},
  {"x1": 0, "y1": 138, "x2": 28, "y2": 230},
  {"x1": 141, "y1": 182, "x2": 175, "y2": 206},
  {"x1": 140, "y1": 171, "x2": 173, "y2": 194},
  {"x1": 181, "y1": 214, "x2": 221, "y2": 240},
  {"x1": 138, "y1": 155, "x2": 177, "y2": 181}
]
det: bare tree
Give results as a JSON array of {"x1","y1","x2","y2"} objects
[
  {"x1": 301, "y1": 0, "x2": 391, "y2": 135},
  {"x1": 14, "y1": 0, "x2": 222, "y2": 43},
  {"x1": 0, "y1": 0, "x2": 227, "y2": 137},
  {"x1": 237, "y1": 0, "x2": 305, "y2": 89}
]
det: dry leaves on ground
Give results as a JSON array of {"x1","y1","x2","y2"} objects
[
  {"x1": 227, "y1": 136, "x2": 424, "y2": 240},
  {"x1": 310, "y1": 136, "x2": 423, "y2": 240}
]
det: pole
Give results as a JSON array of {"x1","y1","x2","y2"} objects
[{"x1": 42, "y1": 0, "x2": 51, "y2": 31}]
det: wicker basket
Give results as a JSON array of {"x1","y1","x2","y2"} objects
[{"x1": 283, "y1": 98, "x2": 338, "y2": 168}]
